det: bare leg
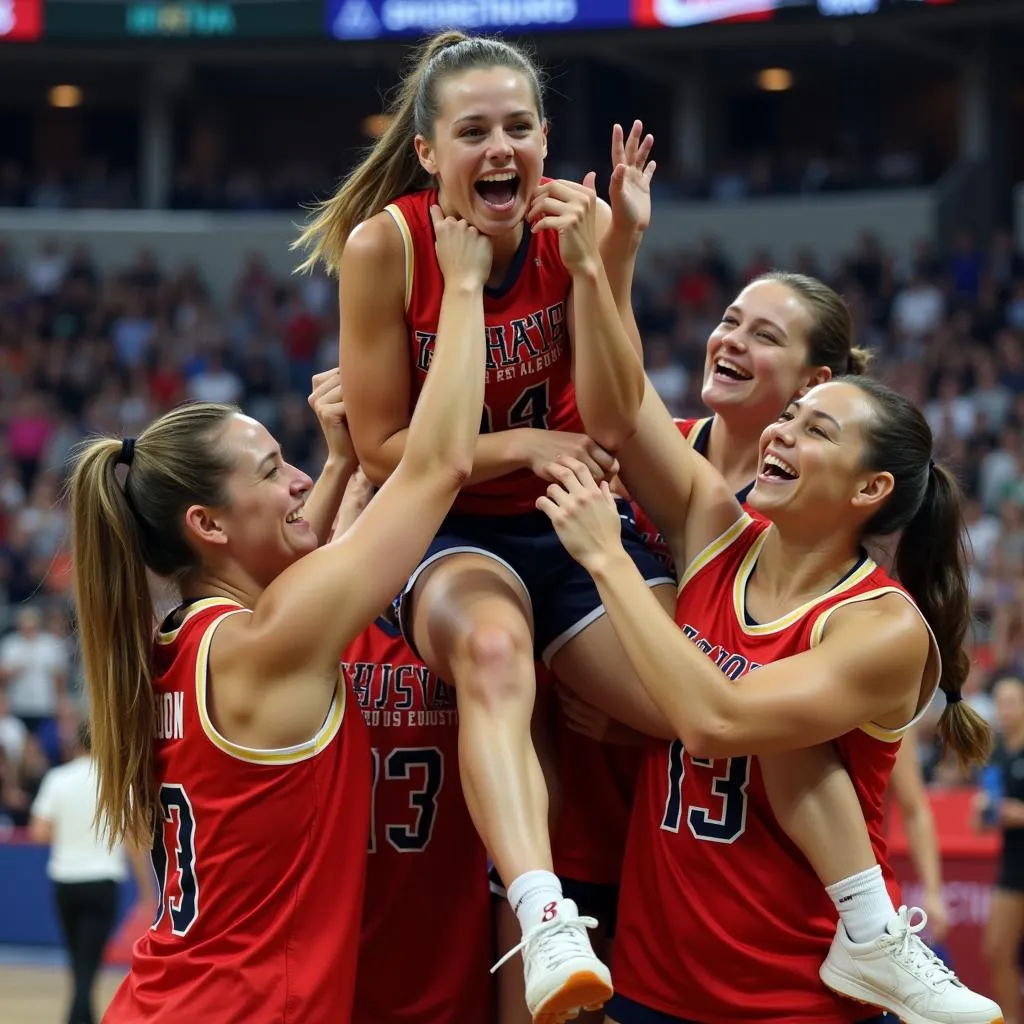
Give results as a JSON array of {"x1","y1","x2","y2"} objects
[
  {"x1": 412, "y1": 554, "x2": 550, "y2": 883},
  {"x1": 759, "y1": 744, "x2": 878, "y2": 886},
  {"x1": 412, "y1": 553, "x2": 611, "y2": 1020}
]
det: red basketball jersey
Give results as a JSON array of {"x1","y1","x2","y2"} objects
[
  {"x1": 105, "y1": 598, "x2": 371, "y2": 1024},
  {"x1": 345, "y1": 621, "x2": 494, "y2": 1024},
  {"x1": 614, "y1": 518, "x2": 934, "y2": 1023},
  {"x1": 386, "y1": 187, "x2": 583, "y2": 515}
]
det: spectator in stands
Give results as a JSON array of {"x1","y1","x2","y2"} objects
[{"x1": 0, "y1": 606, "x2": 70, "y2": 734}]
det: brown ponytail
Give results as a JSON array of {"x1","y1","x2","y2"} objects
[
  {"x1": 847, "y1": 376, "x2": 992, "y2": 767},
  {"x1": 68, "y1": 403, "x2": 236, "y2": 846},
  {"x1": 293, "y1": 30, "x2": 546, "y2": 275},
  {"x1": 846, "y1": 346, "x2": 871, "y2": 375}
]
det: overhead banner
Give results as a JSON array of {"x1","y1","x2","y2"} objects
[{"x1": 327, "y1": 0, "x2": 959, "y2": 39}]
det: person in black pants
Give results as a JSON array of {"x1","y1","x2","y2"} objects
[{"x1": 30, "y1": 721, "x2": 154, "y2": 1024}]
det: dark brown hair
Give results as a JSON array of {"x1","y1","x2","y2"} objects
[{"x1": 847, "y1": 376, "x2": 991, "y2": 767}]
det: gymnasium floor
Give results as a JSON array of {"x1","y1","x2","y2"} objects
[{"x1": 0, "y1": 947, "x2": 124, "y2": 1023}]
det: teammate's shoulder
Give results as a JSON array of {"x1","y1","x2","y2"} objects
[
  {"x1": 344, "y1": 211, "x2": 407, "y2": 265},
  {"x1": 826, "y1": 588, "x2": 929, "y2": 650}
]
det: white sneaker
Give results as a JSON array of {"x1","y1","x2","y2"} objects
[
  {"x1": 819, "y1": 905, "x2": 1003, "y2": 1024},
  {"x1": 491, "y1": 898, "x2": 614, "y2": 1024}
]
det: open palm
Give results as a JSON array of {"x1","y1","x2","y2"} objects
[{"x1": 609, "y1": 120, "x2": 656, "y2": 234}]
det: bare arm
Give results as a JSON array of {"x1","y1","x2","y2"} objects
[
  {"x1": 618, "y1": 383, "x2": 742, "y2": 572},
  {"x1": 215, "y1": 209, "x2": 488, "y2": 687},
  {"x1": 589, "y1": 558, "x2": 928, "y2": 758},
  {"x1": 539, "y1": 464, "x2": 931, "y2": 758},
  {"x1": 567, "y1": 197, "x2": 645, "y2": 449},
  {"x1": 889, "y1": 730, "x2": 948, "y2": 938},
  {"x1": 890, "y1": 731, "x2": 943, "y2": 898},
  {"x1": 127, "y1": 842, "x2": 157, "y2": 908},
  {"x1": 28, "y1": 814, "x2": 52, "y2": 844}
]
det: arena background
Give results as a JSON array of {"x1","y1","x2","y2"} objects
[{"x1": 0, "y1": 0, "x2": 1021, "y2": 1019}]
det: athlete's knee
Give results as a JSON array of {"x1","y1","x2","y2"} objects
[{"x1": 452, "y1": 621, "x2": 533, "y2": 705}]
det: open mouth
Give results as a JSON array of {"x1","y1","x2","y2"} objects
[
  {"x1": 713, "y1": 357, "x2": 753, "y2": 382},
  {"x1": 760, "y1": 453, "x2": 798, "y2": 481},
  {"x1": 285, "y1": 507, "x2": 305, "y2": 525},
  {"x1": 474, "y1": 172, "x2": 520, "y2": 211}
]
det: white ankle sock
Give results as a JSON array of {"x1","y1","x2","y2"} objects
[
  {"x1": 825, "y1": 864, "x2": 898, "y2": 943},
  {"x1": 507, "y1": 869, "x2": 563, "y2": 934}
]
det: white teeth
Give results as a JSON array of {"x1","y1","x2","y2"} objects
[
  {"x1": 478, "y1": 172, "x2": 517, "y2": 182},
  {"x1": 763, "y1": 454, "x2": 797, "y2": 479},
  {"x1": 715, "y1": 358, "x2": 752, "y2": 380},
  {"x1": 286, "y1": 509, "x2": 305, "y2": 524}
]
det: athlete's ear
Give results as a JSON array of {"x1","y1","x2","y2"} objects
[
  {"x1": 850, "y1": 470, "x2": 894, "y2": 516},
  {"x1": 414, "y1": 135, "x2": 438, "y2": 177},
  {"x1": 795, "y1": 365, "x2": 831, "y2": 398},
  {"x1": 183, "y1": 504, "x2": 229, "y2": 548},
  {"x1": 541, "y1": 120, "x2": 549, "y2": 161}
]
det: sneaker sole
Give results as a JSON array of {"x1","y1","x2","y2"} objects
[
  {"x1": 532, "y1": 971, "x2": 614, "y2": 1024},
  {"x1": 819, "y1": 964, "x2": 1004, "y2": 1024}
]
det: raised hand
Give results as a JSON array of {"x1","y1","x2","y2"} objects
[
  {"x1": 308, "y1": 367, "x2": 355, "y2": 466},
  {"x1": 609, "y1": 120, "x2": 655, "y2": 236}
]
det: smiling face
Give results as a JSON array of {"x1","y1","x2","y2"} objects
[
  {"x1": 184, "y1": 414, "x2": 316, "y2": 587},
  {"x1": 747, "y1": 381, "x2": 895, "y2": 531},
  {"x1": 414, "y1": 66, "x2": 547, "y2": 237},
  {"x1": 702, "y1": 279, "x2": 831, "y2": 427}
]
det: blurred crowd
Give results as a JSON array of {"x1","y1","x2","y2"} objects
[
  {"x1": 0, "y1": 142, "x2": 934, "y2": 214},
  {"x1": 0, "y1": 219, "x2": 1021, "y2": 825}
]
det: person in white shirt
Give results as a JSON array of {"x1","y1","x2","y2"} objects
[
  {"x1": 30, "y1": 722, "x2": 155, "y2": 1024},
  {"x1": 0, "y1": 605, "x2": 69, "y2": 732}
]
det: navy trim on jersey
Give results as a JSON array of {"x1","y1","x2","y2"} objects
[
  {"x1": 742, "y1": 550, "x2": 871, "y2": 627},
  {"x1": 484, "y1": 221, "x2": 533, "y2": 300},
  {"x1": 692, "y1": 417, "x2": 756, "y2": 506}
]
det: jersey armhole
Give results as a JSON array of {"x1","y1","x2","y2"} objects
[
  {"x1": 195, "y1": 610, "x2": 347, "y2": 766},
  {"x1": 809, "y1": 589, "x2": 942, "y2": 742},
  {"x1": 677, "y1": 514, "x2": 753, "y2": 594},
  {"x1": 383, "y1": 203, "x2": 414, "y2": 313}
]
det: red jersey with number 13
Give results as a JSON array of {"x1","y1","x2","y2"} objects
[
  {"x1": 105, "y1": 599, "x2": 370, "y2": 1024},
  {"x1": 345, "y1": 620, "x2": 494, "y2": 1024},
  {"x1": 614, "y1": 518, "x2": 936, "y2": 1023},
  {"x1": 386, "y1": 186, "x2": 583, "y2": 515}
]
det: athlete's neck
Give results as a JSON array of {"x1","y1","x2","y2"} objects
[
  {"x1": 179, "y1": 571, "x2": 262, "y2": 612},
  {"x1": 706, "y1": 414, "x2": 763, "y2": 496},
  {"x1": 750, "y1": 525, "x2": 863, "y2": 614}
]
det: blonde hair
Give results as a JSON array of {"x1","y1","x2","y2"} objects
[
  {"x1": 293, "y1": 31, "x2": 545, "y2": 275},
  {"x1": 69, "y1": 403, "x2": 236, "y2": 846}
]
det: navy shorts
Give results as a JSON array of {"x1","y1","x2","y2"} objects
[
  {"x1": 393, "y1": 499, "x2": 674, "y2": 664},
  {"x1": 606, "y1": 994, "x2": 885, "y2": 1023}
]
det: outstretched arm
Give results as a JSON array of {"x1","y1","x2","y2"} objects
[{"x1": 539, "y1": 459, "x2": 932, "y2": 758}]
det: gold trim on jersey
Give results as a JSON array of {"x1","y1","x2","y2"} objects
[
  {"x1": 192, "y1": 609, "x2": 347, "y2": 766},
  {"x1": 384, "y1": 203, "x2": 414, "y2": 312},
  {"x1": 678, "y1": 514, "x2": 752, "y2": 592},
  {"x1": 683, "y1": 416, "x2": 712, "y2": 446},
  {"x1": 154, "y1": 598, "x2": 244, "y2": 646},
  {"x1": 732, "y1": 529, "x2": 877, "y2": 636},
  {"x1": 809, "y1": 589, "x2": 942, "y2": 742}
]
